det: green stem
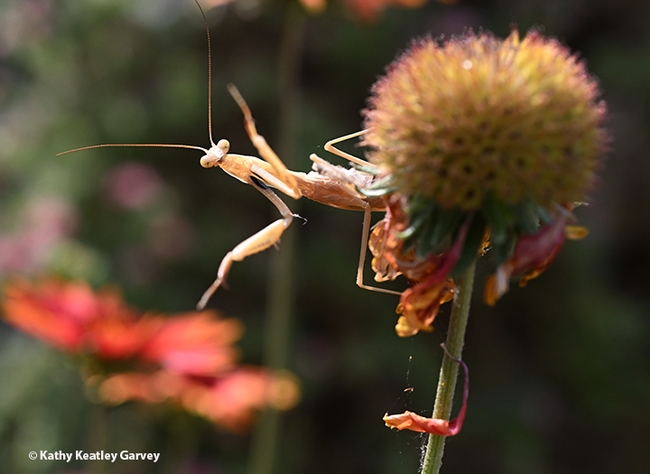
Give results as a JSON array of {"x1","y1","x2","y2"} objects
[
  {"x1": 86, "y1": 403, "x2": 109, "y2": 474},
  {"x1": 247, "y1": 7, "x2": 307, "y2": 474},
  {"x1": 420, "y1": 260, "x2": 476, "y2": 474}
]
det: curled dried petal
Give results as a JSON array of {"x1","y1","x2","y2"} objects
[
  {"x1": 369, "y1": 221, "x2": 402, "y2": 282},
  {"x1": 383, "y1": 410, "x2": 460, "y2": 435},
  {"x1": 396, "y1": 281, "x2": 454, "y2": 337},
  {"x1": 384, "y1": 354, "x2": 468, "y2": 435}
]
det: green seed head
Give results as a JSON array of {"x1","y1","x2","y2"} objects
[{"x1": 362, "y1": 30, "x2": 607, "y2": 211}]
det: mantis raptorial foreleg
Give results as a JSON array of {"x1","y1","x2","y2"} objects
[
  {"x1": 227, "y1": 84, "x2": 300, "y2": 199},
  {"x1": 197, "y1": 178, "x2": 297, "y2": 310}
]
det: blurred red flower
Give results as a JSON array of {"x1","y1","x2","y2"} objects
[
  {"x1": 140, "y1": 312, "x2": 243, "y2": 377},
  {"x1": 1, "y1": 278, "x2": 136, "y2": 353},
  {"x1": 298, "y1": 0, "x2": 458, "y2": 21},
  {"x1": 1, "y1": 278, "x2": 242, "y2": 369},
  {"x1": 343, "y1": 0, "x2": 427, "y2": 21},
  {"x1": 1, "y1": 278, "x2": 300, "y2": 431},
  {"x1": 97, "y1": 368, "x2": 300, "y2": 432}
]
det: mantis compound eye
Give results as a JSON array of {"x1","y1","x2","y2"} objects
[
  {"x1": 216, "y1": 139, "x2": 230, "y2": 154},
  {"x1": 200, "y1": 153, "x2": 217, "y2": 168}
]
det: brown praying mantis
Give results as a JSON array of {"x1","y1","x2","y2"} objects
[{"x1": 57, "y1": 0, "x2": 400, "y2": 310}]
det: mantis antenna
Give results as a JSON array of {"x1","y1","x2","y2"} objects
[{"x1": 56, "y1": 0, "x2": 215, "y2": 157}]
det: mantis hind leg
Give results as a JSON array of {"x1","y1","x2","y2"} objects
[{"x1": 197, "y1": 181, "x2": 296, "y2": 310}]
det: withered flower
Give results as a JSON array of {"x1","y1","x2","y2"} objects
[{"x1": 361, "y1": 30, "x2": 607, "y2": 336}]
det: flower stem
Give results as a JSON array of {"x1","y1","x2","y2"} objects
[
  {"x1": 86, "y1": 403, "x2": 109, "y2": 474},
  {"x1": 247, "y1": 7, "x2": 306, "y2": 474},
  {"x1": 420, "y1": 260, "x2": 476, "y2": 474}
]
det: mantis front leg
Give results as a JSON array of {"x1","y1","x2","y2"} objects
[
  {"x1": 196, "y1": 178, "x2": 296, "y2": 310},
  {"x1": 227, "y1": 84, "x2": 301, "y2": 199}
]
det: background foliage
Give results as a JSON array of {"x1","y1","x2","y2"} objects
[{"x1": 1, "y1": 0, "x2": 649, "y2": 472}]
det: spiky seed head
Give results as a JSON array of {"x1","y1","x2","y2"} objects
[{"x1": 362, "y1": 30, "x2": 607, "y2": 211}]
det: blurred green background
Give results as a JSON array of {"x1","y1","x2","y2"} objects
[{"x1": 1, "y1": 0, "x2": 649, "y2": 473}]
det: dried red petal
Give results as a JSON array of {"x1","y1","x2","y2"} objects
[
  {"x1": 395, "y1": 216, "x2": 471, "y2": 336},
  {"x1": 384, "y1": 410, "x2": 461, "y2": 435},
  {"x1": 485, "y1": 213, "x2": 572, "y2": 305},
  {"x1": 396, "y1": 281, "x2": 455, "y2": 337},
  {"x1": 384, "y1": 355, "x2": 469, "y2": 435}
]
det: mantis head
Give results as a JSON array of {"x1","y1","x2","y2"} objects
[{"x1": 200, "y1": 139, "x2": 230, "y2": 168}]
